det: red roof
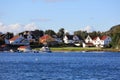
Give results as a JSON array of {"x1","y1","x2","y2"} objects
[
  {"x1": 101, "y1": 36, "x2": 108, "y2": 40},
  {"x1": 40, "y1": 34, "x2": 55, "y2": 43},
  {"x1": 9, "y1": 36, "x2": 19, "y2": 41},
  {"x1": 40, "y1": 35, "x2": 49, "y2": 40}
]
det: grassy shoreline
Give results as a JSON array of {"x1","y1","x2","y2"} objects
[{"x1": 34, "y1": 47, "x2": 120, "y2": 52}]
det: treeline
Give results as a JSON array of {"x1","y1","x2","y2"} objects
[{"x1": 0, "y1": 24, "x2": 120, "y2": 49}]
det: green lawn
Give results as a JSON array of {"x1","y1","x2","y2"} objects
[
  {"x1": 50, "y1": 47, "x2": 102, "y2": 52},
  {"x1": 34, "y1": 47, "x2": 119, "y2": 52}
]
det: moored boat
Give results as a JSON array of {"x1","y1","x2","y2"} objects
[{"x1": 40, "y1": 46, "x2": 51, "y2": 53}]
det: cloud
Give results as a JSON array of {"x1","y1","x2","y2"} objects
[
  {"x1": 0, "y1": 22, "x2": 38, "y2": 35},
  {"x1": 8, "y1": 24, "x2": 22, "y2": 34},
  {"x1": 84, "y1": 26, "x2": 93, "y2": 32},
  {"x1": 24, "y1": 23, "x2": 38, "y2": 31}
]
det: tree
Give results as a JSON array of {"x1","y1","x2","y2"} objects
[
  {"x1": 0, "y1": 37, "x2": 5, "y2": 45},
  {"x1": 5, "y1": 32, "x2": 14, "y2": 39},
  {"x1": 88, "y1": 31, "x2": 103, "y2": 38},
  {"x1": 18, "y1": 30, "x2": 44, "y2": 40},
  {"x1": 32, "y1": 29, "x2": 44, "y2": 38},
  {"x1": 74, "y1": 30, "x2": 87, "y2": 39},
  {"x1": 57, "y1": 28, "x2": 65, "y2": 39},
  {"x1": 45, "y1": 29, "x2": 56, "y2": 36},
  {"x1": 111, "y1": 33, "x2": 120, "y2": 48}
]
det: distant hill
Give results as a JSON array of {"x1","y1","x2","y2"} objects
[
  {"x1": 106, "y1": 24, "x2": 120, "y2": 49},
  {"x1": 106, "y1": 24, "x2": 120, "y2": 35}
]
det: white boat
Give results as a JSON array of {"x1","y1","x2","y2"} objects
[{"x1": 40, "y1": 46, "x2": 51, "y2": 53}]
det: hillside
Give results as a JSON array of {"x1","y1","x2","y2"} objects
[
  {"x1": 107, "y1": 24, "x2": 120, "y2": 35},
  {"x1": 106, "y1": 24, "x2": 120, "y2": 49}
]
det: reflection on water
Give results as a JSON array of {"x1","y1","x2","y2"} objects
[{"x1": 0, "y1": 52, "x2": 120, "y2": 80}]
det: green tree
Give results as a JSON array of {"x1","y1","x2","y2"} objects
[
  {"x1": 32, "y1": 29, "x2": 44, "y2": 38},
  {"x1": 57, "y1": 28, "x2": 65, "y2": 38},
  {"x1": 45, "y1": 29, "x2": 56, "y2": 36},
  {"x1": 5, "y1": 32, "x2": 14, "y2": 39},
  {"x1": 0, "y1": 37, "x2": 5, "y2": 45},
  {"x1": 74, "y1": 30, "x2": 87, "y2": 39},
  {"x1": 111, "y1": 33, "x2": 120, "y2": 48}
]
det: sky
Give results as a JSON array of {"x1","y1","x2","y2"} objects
[{"x1": 0, "y1": 0, "x2": 120, "y2": 34}]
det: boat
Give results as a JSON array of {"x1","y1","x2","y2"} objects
[{"x1": 40, "y1": 46, "x2": 51, "y2": 53}]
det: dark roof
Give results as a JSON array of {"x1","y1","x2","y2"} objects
[{"x1": 66, "y1": 35, "x2": 73, "y2": 40}]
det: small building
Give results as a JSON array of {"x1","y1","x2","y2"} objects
[
  {"x1": 9, "y1": 35, "x2": 22, "y2": 44},
  {"x1": 63, "y1": 35, "x2": 82, "y2": 46},
  {"x1": 63, "y1": 35, "x2": 74, "y2": 44},
  {"x1": 39, "y1": 34, "x2": 58, "y2": 46},
  {"x1": 39, "y1": 35, "x2": 55, "y2": 44}
]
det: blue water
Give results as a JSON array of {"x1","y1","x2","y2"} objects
[{"x1": 0, "y1": 52, "x2": 120, "y2": 80}]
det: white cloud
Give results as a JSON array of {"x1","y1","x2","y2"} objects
[
  {"x1": 84, "y1": 26, "x2": 93, "y2": 32},
  {"x1": 24, "y1": 23, "x2": 38, "y2": 31},
  {"x1": 8, "y1": 24, "x2": 22, "y2": 34},
  {"x1": 0, "y1": 22, "x2": 38, "y2": 35}
]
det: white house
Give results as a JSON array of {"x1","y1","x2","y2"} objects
[
  {"x1": 63, "y1": 35, "x2": 72, "y2": 44},
  {"x1": 63, "y1": 35, "x2": 81, "y2": 44},
  {"x1": 85, "y1": 35, "x2": 93, "y2": 43},
  {"x1": 92, "y1": 37, "x2": 101, "y2": 47},
  {"x1": 100, "y1": 36, "x2": 112, "y2": 47},
  {"x1": 84, "y1": 35, "x2": 112, "y2": 47}
]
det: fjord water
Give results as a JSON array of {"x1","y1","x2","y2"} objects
[{"x1": 0, "y1": 52, "x2": 120, "y2": 80}]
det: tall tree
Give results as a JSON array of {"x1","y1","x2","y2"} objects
[
  {"x1": 5, "y1": 32, "x2": 14, "y2": 39},
  {"x1": 0, "y1": 37, "x2": 5, "y2": 45},
  {"x1": 111, "y1": 33, "x2": 120, "y2": 48},
  {"x1": 45, "y1": 29, "x2": 56, "y2": 36},
  {"x1": 88, "y1": 31, "x2": 102, "y2": 38},
  {"x1": 32, "y1": 29, "x2": 44, "y2": 38},
  {"x1": 57, "y1": 28, "x2": 65, "y2": 38},
  {"x1": 74, "y1": 30, "x2": 87, "y2": 39}
]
